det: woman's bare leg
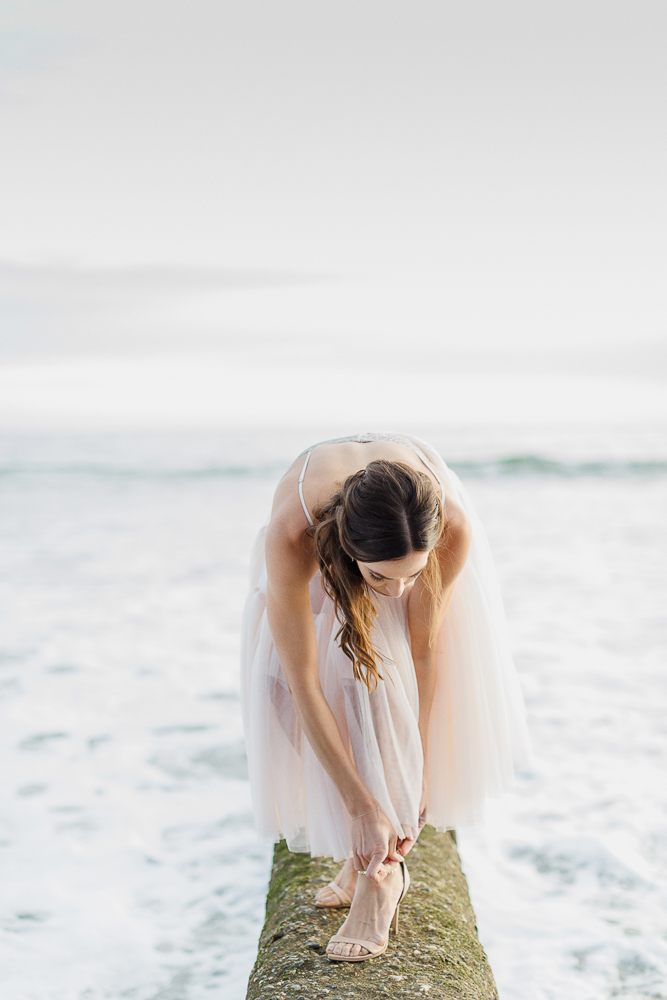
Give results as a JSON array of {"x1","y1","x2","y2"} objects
[
  {"x1": 314, "y1": 856, "x2": 359, "y2": 907},
  {"x1": 326, "y1": 861, "x2": 406, "y2": 958}
]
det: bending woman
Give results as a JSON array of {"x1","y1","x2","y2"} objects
[{"x1": 241, "y1": 432, "x2": 530, "y2": 961}]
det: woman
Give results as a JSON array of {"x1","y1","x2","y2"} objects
[{"x1": 241, "y1": 432, "x2": 530, "y2": 962}]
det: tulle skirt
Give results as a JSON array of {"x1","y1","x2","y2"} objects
[{"x1": 240, "y1": 445, "x2": 531, "y2": 861}]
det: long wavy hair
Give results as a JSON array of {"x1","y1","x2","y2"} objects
[{"x1": 311, "y1": 460, "x2": 446, "y2": 692}]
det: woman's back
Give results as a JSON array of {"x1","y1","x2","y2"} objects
[{"x1": 267, "y1": 433, "x2": 455, "y2": 561}]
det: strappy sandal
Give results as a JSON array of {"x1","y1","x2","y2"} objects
[
  {"x1": 326, "y1": 859, "x2": 410, "y2": 962},
  {"x1": 314, "y1": 881, "x2": 353, "y2": 908}
]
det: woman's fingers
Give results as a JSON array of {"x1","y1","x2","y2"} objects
[
  {"x1": 364, "y1": 849, "x2": 388, "y2": 882},
  {"x1": 351, "y1": 805, "x2": 400, "y2": 877},
  {"x1": 396, "y1": 836, "x2": 416, "y2": 857},
  {"x1": 352, "y1": 849, "x2": 366, "y2": 874}
]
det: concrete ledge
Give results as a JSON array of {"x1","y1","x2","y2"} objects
[{"x1": 246, "y1": 825, "x2": 498, "y2": 999}]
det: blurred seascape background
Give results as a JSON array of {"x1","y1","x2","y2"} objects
[{"x1": 1, "y1": 3, "x2": 667, "y2": 999}]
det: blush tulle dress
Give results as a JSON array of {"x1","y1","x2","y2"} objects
[{"x1": 240, "y1": 433, "x2": 531, "y2": 861}]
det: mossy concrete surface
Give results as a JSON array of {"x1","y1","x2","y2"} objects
[{"x1": 246, "y1": 825, "x2": 498, "y2": 999}]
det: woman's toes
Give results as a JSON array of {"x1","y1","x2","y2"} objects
[{"x1": 327, "y1": 941, "x2": 368, "y2": 958}]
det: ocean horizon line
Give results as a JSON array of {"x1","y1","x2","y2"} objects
[{"x1": 1, "y1": 455, "x2": 666, "y2": 481}]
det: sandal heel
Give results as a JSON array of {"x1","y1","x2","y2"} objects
[{"x1": 392, "y1": 903, "x2": 400, "y2": 936}]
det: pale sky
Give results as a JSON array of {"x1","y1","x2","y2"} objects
[{"x1": 1, "y1": 1, "x2": 666, "y2": 416}]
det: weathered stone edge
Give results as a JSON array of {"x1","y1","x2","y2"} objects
[{"x1": 246, "y1": 825, "x2": 498, "y2": 999}]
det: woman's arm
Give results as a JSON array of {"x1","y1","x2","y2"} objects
[{"x1": 264, "y1": 507, "x2": 401, "y2": 878}]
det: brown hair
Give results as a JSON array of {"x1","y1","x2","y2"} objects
[{"x1": 311, "y1": 460, "x2": 445, "y2": 691}]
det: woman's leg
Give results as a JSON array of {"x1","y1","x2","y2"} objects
[
  {"x1": 326, "y1": 859, "x2": 407, "y2": 958},
  {"x1": 315, "y1": 823, "x2": 419, "y2": 907},
  {"x1": 314, "y1": 856, "x2": 359, "y2": 907}
]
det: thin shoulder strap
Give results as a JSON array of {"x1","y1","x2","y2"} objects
[
  {"x1": 297, "y1": 451, "x2": 314, "y2": 526},
  {"x1": 415, "y1": 450, "x2": 445, "y2": 502}
]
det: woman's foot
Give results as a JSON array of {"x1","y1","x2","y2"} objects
[
  {"x1": 326, "y1": 861, "x2": 406, "y2": 959},
  {"x1": 314, "y1": 857, "x2": 359, "y2": 908}
]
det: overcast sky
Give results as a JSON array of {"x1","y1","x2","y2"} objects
[{"x1": 1, "y1": 1, "x2": 666, "y2": 370}]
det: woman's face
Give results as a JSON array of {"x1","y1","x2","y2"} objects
[{"x1": 356, "y1": 550, "x2": 430, "y2": 598}]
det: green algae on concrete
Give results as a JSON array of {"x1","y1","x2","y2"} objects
[{"x1": 246, "y1": 825, "x2": 498, "y2": 1000}]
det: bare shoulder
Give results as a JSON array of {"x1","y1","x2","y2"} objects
[
  {"x1": 265, "y1": 467, "x2": 317, "y2": 586},
  {"x1": 443, "y1": 510, "x2": 472, "y2": 556},
  {"x1": 435, "y1": 506, "x2": 472, "y2": 582}
]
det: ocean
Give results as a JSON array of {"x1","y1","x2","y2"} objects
[{"x1": 1, "y1": 422, "x2": 666, "y2": 1000}]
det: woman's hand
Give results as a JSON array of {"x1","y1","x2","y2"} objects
[
  {"x1": 351, "y1": 806, "x2": 403, "y2": 883},
  {"x1": 392, "y1": 777, "x2": 427, "y2": 859}
]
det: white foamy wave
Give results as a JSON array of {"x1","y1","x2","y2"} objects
[{"x1": 1, "y1": 427, "x2": 666, "y2": 998}]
